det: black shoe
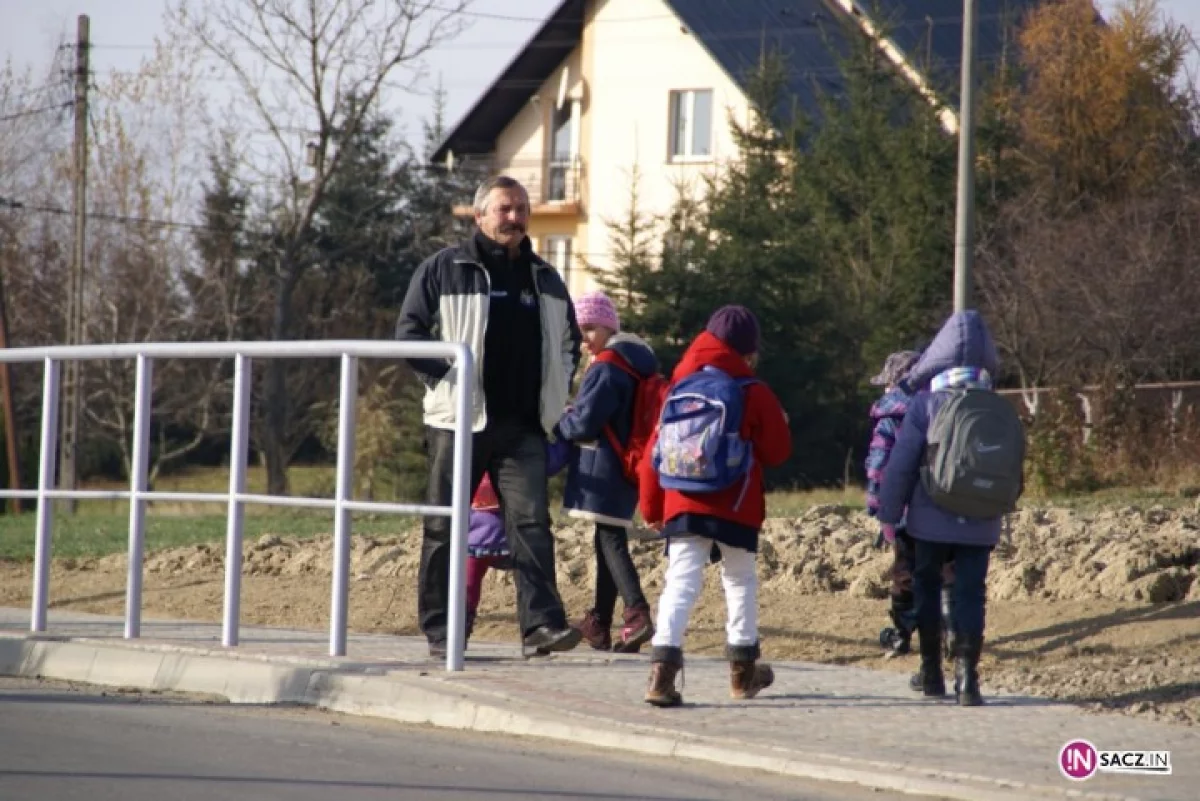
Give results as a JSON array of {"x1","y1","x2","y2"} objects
[
  {"x1": 428, "y1": 640, "x2": 447, "y2": 658},
  {"x1": 523, "y1": 625, "x2": 582, "y2": 654},
  {"x1": 879, "y1": 627, "x2": 911, "y2": 658}
]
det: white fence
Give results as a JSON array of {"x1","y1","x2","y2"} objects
[{"x1": 0, "y1": 341, "x2": 475, "y2": 671}]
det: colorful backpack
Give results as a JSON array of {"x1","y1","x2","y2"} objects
[{"x1": 651, "y1": 366, "x2": 757, "y2": 493}]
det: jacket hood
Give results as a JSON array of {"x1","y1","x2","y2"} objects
[
  {"x1": 870, "y1": 387, "x2": 910, "y2": 421},
  {"x1": 603, "y1": 333, "x2": 658, "y2": 377},
  {"x1": 904, "y1": 310, "x2": 999, "y2": 390},
  {"x1": 673, "y1": 331, "x2": 755, "y2": 381}
]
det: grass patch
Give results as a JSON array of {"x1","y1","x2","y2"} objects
[
  {"x1": 0, "y1": 509, "x2": 415, "y2": 562},
  {"x1": 2, "y1": 464, "x2": 1193, "y2": 563}
]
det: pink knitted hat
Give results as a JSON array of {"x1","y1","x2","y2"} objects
[{"x1": 573, "y1": 290, "x2": 620, "y2": 332}]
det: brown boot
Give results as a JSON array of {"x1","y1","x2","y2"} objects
[
  {"x1": 728, "y1": 642, "x2": 773, "y2": 700},
  {"x1": 730, "y1": 661, "x2": 775, "y2": 699},
  {"x1": 644, "y1": 646, "x2": 683, "y2": 707}
]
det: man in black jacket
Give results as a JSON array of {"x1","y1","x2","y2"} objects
[{"x1": 396, "y1": 175, "x2": 583, "y2": 656}]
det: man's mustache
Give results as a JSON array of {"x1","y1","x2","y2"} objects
[{"x1": 500, "y1": 224, "x2": 525, "y2": 234}]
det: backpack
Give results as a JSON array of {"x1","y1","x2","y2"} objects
[
  {"x1": 597, "y1": 354, "x2": 669, "y2": 485},
  {"x1": 921, "y1": 388, "x2": 1026, "y2": 518},
  {"x1": 651, "y1": 366, "x2": 758, "y2": 493}
]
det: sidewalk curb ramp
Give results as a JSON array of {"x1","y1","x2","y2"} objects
[{"x1": 0, "y1": 635, "x2": 1138, "y2": 801}]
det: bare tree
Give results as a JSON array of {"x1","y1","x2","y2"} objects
[
  {"x1": 169, "y1": 0, "x2": 471, "y2": 495},
  {"x1": 78, "y1": 35, "x2": 236, "y2": 482}
]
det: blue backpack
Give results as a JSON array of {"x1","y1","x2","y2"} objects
[{"x1": 652, "y1": 367, "x2": 758, "y2": 494}]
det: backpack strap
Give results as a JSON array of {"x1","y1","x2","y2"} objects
[{"x1": 593, "y1": 349, "x2": 640, "y2": 459}]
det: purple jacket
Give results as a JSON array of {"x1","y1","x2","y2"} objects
[
  {"x1": 877, "y1": 310, "x2": 1004, "y2": 547},
  {"x1": 467, "y1": 438, "x2": 569, "y2": 557},
  {"x1": 865, "y1": 388, "x2": 909, "y2": 519}
]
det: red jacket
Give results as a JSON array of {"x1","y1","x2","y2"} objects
[{"x1": 638, "y1": 332, "x2": 792, "y2": 543}]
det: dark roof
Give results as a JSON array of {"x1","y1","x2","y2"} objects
[
  {"x1": 433, "y1": 0, "x2": 1044, "y2": 160},
  {"x1": 431, "y1": 0, "x2": 583, "y2": 163}
]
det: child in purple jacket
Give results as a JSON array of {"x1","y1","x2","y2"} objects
[{"x1": 465, "y1": 438, "x2": 569, "y2": 642}]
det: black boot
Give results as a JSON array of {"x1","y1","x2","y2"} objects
[
  {"x1": 940, "y1": 585, "x2": 957, "y2": 661},
  {"x1": 954, "y1": 636, "x2": 984, "y2": 706},
  {"x1": 880, "y1": 596, "x2": 915, "y2": 657},
  {"x1": 908, "y1": 622, "x2": 946, "y2": 697}
]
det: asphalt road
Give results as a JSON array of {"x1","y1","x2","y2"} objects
[{"x1": 0, "y1": 677, "x2": 935, "y2": 801}]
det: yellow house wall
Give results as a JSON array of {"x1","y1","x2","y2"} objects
[{"x1": 580, "y1": 0, "x2": 752, "y2": 289}]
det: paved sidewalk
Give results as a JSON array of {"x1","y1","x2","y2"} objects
[{"x1": 0, "y1": 608, "x2": 1194, "y2": 801}]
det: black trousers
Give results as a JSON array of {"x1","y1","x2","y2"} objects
[
  {"x1": 593, "y1": 523, "x2": 648, "y2": 623},
  {"x1": 419, "y1": 420, "x2": 567, "y2": 642}
]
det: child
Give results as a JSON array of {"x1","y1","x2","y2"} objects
[
  {"x1": 638, "y1": 305, "x2": 792, "y2": 707},
  {"x1": 555, "y1": 290, "x2": 657, "y2": 653},
  {"x1": 466, "y1": 438, "x2": 569, "y2": 644},
  {"x1": 877, "y1": 310, "x2": 1016, "y2": 706},
  {"x1": 866, "y1": 350, "x2": 920, "y2": 657},
  {"x1": 868, "y1": 351, "x2": 959, "y2": 661}
]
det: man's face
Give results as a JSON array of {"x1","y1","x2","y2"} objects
[{"x1": 476, "y1": 187, "x2": 530, "y2": 250}]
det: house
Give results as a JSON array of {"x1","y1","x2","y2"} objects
[{"x1": 433, "y1": 0, "x2": 1041, "y2": 295}]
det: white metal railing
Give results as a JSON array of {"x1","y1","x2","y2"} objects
[{"x1": 0, "y1": 340, "x2": 475, "y2": 671}]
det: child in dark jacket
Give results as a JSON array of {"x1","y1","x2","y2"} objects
[
  {"x1": 638, "y1": 305, "x2": 792, "y2": 707},
  {"x1": 466, "y1": 438, "x2": 568, "y2": 644},
  {"x1": 877, "y1": 310, "x2": 1006, "y2": 707},
  {"x1": 555, "y1": 290, "x2": 656, "y2": 653}
]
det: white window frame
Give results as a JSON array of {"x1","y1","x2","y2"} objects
[
  {"x1": 544, "y1": 235, "x2": 573, "y2": 291},
  {"x1": 668, "y1": 89, "x2": 714, "y2": 163}
]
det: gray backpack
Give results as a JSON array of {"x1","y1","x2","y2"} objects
[{"x1": 921, "y1": 389, "x2": 1026, "y2": 518}]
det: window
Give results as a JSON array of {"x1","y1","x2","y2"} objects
[
  {"x1": 547, "y1": 99, "x2": 580, "y2": 202},
  {"x1": 545, "y1": 236, "x2": 573, "y2": 290},
  {"x1": 669, "y1": 89, "x2": 713, "y2": 161}
]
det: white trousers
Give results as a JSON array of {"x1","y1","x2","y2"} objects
[{"x1": 651, "y1": 536, "x2": 758, "y2": 649}]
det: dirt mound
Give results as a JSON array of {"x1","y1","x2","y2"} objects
[{"x1": 81, "y1": 504, "x2": 1200, "y2": 607}]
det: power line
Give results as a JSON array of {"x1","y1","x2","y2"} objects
[
  {"x1": 0, "y1": 195, "x2": 226, "y2": 234},
  {"x1": 0, "y1": 102, "x2": 72, "y2": 123}
]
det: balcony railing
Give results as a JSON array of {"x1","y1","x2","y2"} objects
[{"x1": 450, "y1": 156, "x2": 583, "y2": 215}]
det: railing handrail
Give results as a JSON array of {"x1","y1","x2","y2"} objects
[
  {"x1": 9, "y1": 339, "x2": 475, "y2": 672},
  {"x1": 0, "y1": 339, "x2": 460, "y2": 362}
]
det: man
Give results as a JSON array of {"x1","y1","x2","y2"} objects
[{"x1": 396, "y1": 175, "x2": 583, "y2": 657}]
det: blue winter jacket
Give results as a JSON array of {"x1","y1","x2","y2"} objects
[
  {"x1": 556, "y1": 334, "x2": 658, "y2": 529},
  {"x1": 877, "y1": 310, "x2": 1005, "y2": 547}
]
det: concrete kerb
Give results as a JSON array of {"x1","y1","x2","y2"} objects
[{"x1": 0, "y1": 635, "x2": 1138, "y2": 801}]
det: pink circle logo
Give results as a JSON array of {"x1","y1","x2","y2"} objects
[{"x1": 1059, "y1": 739, "x2": 1098, "y2": 781}]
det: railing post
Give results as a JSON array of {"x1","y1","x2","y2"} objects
[
  {"x1": 124, "y1": 354, "x2": 153, "y2": 639},
  {"x1": 31, "y1": 358, "x2": 61, "y2": 633},
  {"x1": 222, "y1": 354, "x2": 251, "y2": 647},
  {"x1": 330, "y1": 354, "x2": 357, "y2": 657},
  {"x1": 446, "y1": 344, "x2": 475, "y2": 672}
]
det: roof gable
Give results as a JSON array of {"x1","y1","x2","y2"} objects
[
  {"x1": 432, "y1": 0, "x2": 583, "y2": 163},
  {"x1": 433, "y1": 0, "x2": 1045, "y2": 161}
]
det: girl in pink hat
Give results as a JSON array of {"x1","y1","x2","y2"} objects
[{"x1": 554, "y1": 290, "x2": 659, "y2": 653}]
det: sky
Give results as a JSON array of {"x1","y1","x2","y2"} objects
[{"x1": 2, "y1": 0, "x2": 1198, "y2": 151}]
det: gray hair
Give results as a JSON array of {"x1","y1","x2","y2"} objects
[{"x1": 473, "y1": 175, "x2": 528, "y2": 215}]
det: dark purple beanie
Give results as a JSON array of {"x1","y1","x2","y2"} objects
[{"x1": 705, "y1": 305, "x2": 760, "y2": 356}]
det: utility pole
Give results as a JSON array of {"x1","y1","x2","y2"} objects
[
  {"x1": 62, "y1": 14, "x2": 89, "y2": 513},
  {"x1": 0, "y1": 229, "x2": 21, "y2": 514},
  {"x1": 953, "y1": 0, "x2": 977, "y2": 313}
]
